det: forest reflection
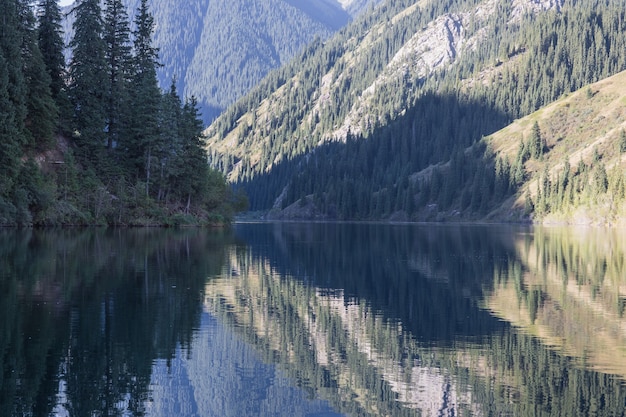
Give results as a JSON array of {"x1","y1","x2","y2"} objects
[
  {"x1": 485, "y1": 226, "x2": 626, "y2": 379},
  {"x1": 1, "y1": 225, "x2": 625, "y2": 416},
  {"x1": 0, "y1": 228, "x2": 231, "y2": 417},
  {"x1": 214, "y1": 223, "x2": 626, "y2": 416}
]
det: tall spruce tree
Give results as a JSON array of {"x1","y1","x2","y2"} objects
[
  {"x1": 38, "y1": 0, "x2": 71, "y2": 132},
  {"x1": 0, "y1": 0, "x2": 27, "y2": 145},
  {"x1": 20, "y1": 0, "x2": 57, "y2": 149},
  {"x1": 103, "y1": 0, "x2": 132, "y2": 150},
  {"x1": 37, "y1": 0, "x2": 65, "y2": 101},
  {"x1": 0, "y1": 53, "x2": 22, "y2": 200},
  {"x1": 68, "y1": 0, "x2": 108, "y2": 167},
  {"x1": 126, "y1": 0, "x2": 161, "y2": 197},
  {"x1": 178, "y1": 96, "x2": 209, "y2": 212},
  {"x1": 157, "y1": 79, "x2": 183, "y2": 202}
]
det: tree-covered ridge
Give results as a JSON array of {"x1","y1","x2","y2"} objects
[
  {"x1": 205, "y1": 0, "x2": 626, "y2": 223},
  {"x1": 0, "y1": 0, "x2": 241, "y2": 226},
  {"x1": 62, "y1": 0, "x2": 373, "y2": 124}
]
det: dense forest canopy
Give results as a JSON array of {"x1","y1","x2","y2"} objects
[
  {"x1": 205, "y1": 0, "x2": 626, "y2": 224},
  {"x1": 0, "y1": 0, "x2": 243, "y2": 226}
]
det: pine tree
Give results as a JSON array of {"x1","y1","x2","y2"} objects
[
  {"x1": 0, "y1": 0, "x2": 27, "y2": 144},
  {"x1": 20, "y1": 0, "x2": 57, "y2": 149},
  {"x1": 37, "y1": 0, "x2": 65, "y2": 102},
  {"x1": 68, "y1": 0, "x2": 108, "y2": 166},
  {"x1": 126, "y1": 0, "x2": 162, "y2": 196},
  {"x1": 0, "y1": 53, "x2": 22, "y2": 199},
  {"x1": 103, "y1": 0, "x2": 132, "y2": 150},
  {"x1": 178, "y1": 96, "x2": 210, "y2": 212},
  {"x1": 529, "y1": 121, "x2": 544, "y2": 159},
  {"x1": 38, "y1": 0, "x2": 72, "y2": 133},
  {"x1": 157, "y1": 79, "x2": 182, "y2": 202},
  {"x1": 593, "y1": 162, "x2": 608, "y2": 195},
  {"x1": 619, "y1": 129, "x2": 626, "y2": 154}
]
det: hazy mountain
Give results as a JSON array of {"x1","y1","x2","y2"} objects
[{"x1": 62, "y1": 0, "x2": 381, "y2": 124}]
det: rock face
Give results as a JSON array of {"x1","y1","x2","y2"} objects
[
  {"x1": 390, "y1": 13, "x2": 466, "y2": 78},
  {"x1": 510, "y1": 0, "x2": 564, "y2": 21},
  {"x1": 337, "y1": 0, "x2": 379, "y2": 16},
  {"x1": 330, "y1": 0, "x2": 564, "y2": 141},
  {"x1": 266, "y1": 196, "x2": 336, "y2": 221}
]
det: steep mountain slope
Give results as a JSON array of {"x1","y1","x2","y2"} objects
[
  {"x1": 62, "y1": 0, "x2": 380, "y2": 123},
  {"x1": 180, "y1": 0, "x2": 347, "y2": 122},
  {"x1": 205, "y1": 0, "x2": 626, "y2": 222},
  {"x1": 484, "y1": 71, "x2": 626, "y2": 224}
]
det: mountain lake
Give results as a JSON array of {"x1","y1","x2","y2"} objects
[{"x1": 1, "y1": 222, "x2": 625, "y2": 416}]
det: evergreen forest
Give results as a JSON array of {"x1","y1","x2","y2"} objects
[
  {"x1": 206, "y1": 0, "x2": 626, "y2": 224},
  {"x1": 0, "y1": 0, "x2": 243, "y2": 226}
]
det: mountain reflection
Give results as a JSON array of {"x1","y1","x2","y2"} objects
[
  {"x1": 210, "y1": 223, "x2": 626, "y2": 416},
  {"x1": 1, "y1": 224, "x2": 625, "y2": 416}
]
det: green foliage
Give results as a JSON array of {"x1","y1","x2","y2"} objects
[
  {"x1": 619, "y1": 129, "x2": 626, "y2": 154},
  {"x1": 37, "y1": 0, "x2": 65, "y2": 101},
  {"x1": 0, "y1": 53, "x2": 22, "y2": 198},
  {"x1": 0, "y1": 0, "x2": 238, "y2": 226},
  {"x1": 528, "y1": 121, "x2": 545, "y2": 160},
  {"x1": 14, "y1": 159, "x2": 54, "y2": 225},
  {"x1": 68, "y1": 0, "x2": 108, "y2": 166},
  {"x1": 156, "y1": 0, "x2": 347, "y2": 122},
  {"x1": 21, "y1": 1, "x2": 57, "y2": 149},
  {"x1": 103, "y1": 0, "x2": 132, "y2": 150}
]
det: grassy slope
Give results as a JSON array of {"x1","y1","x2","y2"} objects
[{"x1": 484, "y1": 70, "x2": 626, "y2": 224}]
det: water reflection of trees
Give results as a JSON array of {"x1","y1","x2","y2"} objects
[
  {"x1": 486, "y1": 227, "x2": 626, "y2": 381},
  {"x1": 0, "y1": 228, "x2": 231, "y2": 417},
  {"x1": 235, "y1": 223, "x2": 512, "y2": 341},
  {"x1": 216, "y1": 223, "x2": 626, "y2": 417}
]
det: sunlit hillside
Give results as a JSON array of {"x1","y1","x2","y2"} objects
[{"x1": 484, "y1": 71, "x2": 626, "y2": 224}]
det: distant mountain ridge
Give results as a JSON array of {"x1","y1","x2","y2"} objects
[{"x1": 62, "y1": 0, "x2": 381, "y2": 123}]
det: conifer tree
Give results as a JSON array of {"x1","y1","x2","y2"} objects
[
  {"x1": 157, "y1": 79, "x2": 182, "y2": 202},
  {"x1": 529, "y1": 121, "x2": 544, "y2": 160},
  {"x1": 103, "y1": 0, "x2": 132, "y2": 150},
  {"x1": 126, "y1": 0, "x2": 161, "y2": 196},
  {"x1": 37, "y1": 0, "x2": 69, "y2": 133},
  {"x1": 178, "y1": 96, "x2": 210, "y2": 212},
  {"x1": 0, "y1": 53, "x2": 22, "y2": 199},
  {"x1": 0, "y1": 0, "x2": 27, "y2": 143},
  {"x1": 619, "y1": 129, "x2": 626, "y2": 154},
  {"x1": 20, "y1": 0, "x2": 57, "y2": 149},
  {"x1": 68, "y1": 0, "x2": 108, "y2": 166},
  {"x1": 37, "y1": 0, "x2": 65, "y2": 102}
]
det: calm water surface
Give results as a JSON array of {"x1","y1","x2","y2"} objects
[{"x1": 1, "y1": 223, "x2": 625, "y2": 416}]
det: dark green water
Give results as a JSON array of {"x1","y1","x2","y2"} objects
[{"x1": 1, "y1": 224, "x2": 625, "y2": 416}]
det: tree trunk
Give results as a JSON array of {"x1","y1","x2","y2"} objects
[{"x1": 145, "y1": 146, "x2": 151, "y2": 198}]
